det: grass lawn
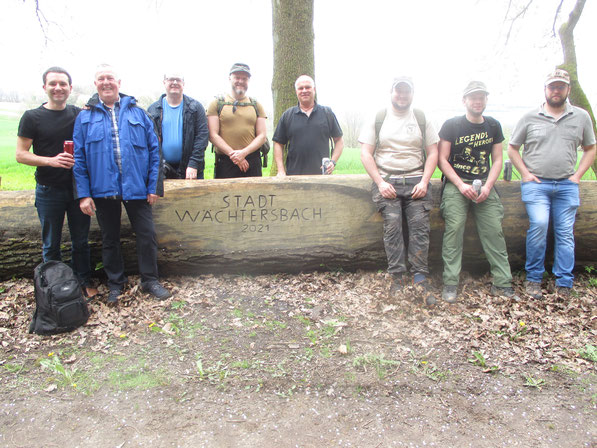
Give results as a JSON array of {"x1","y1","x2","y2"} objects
[{"x1": 1, "y1": 112, "x2": 594, "y2": 191}]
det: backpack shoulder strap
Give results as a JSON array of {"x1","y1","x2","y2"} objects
[
  {"x1": 248, "y1": 97, "x2": 259, "y2": 117},
  {"x1": 216, "y1": 95, "x2": 226, "y2": 116},
  {"x1": 374, "y1": 108, "x2": 387, "y2": 149},
  {"x1": 413, "y1": 108, "x2": 427, "y2": 159}
]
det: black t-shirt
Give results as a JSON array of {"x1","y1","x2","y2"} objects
[
  {"x1": 439, "y1": 115, "x2": 504, "y2": 181},
  {"x1": 17, "y1": 104, "x2": 81, "y2": 187},
  {"x1": 273, "y1": 104, "x2": 343, "y2": 175}
]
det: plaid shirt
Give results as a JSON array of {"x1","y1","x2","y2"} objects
[{"x1": 103, "y1": 101, "x2": 122, "y2": 175}]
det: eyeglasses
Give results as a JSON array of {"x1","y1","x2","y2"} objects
[
  {"x1": 232, "y1": 100, "x2": 239, "y2": 113},
  {"x1": 547, "y1": 84, "x2": 568, "y2": 91},
  {"x1": 166, "y1": 78, "x2": 183, "y2": 84}
]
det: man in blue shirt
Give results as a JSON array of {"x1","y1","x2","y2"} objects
[{"x1": 148, "y1": 72, "x2": 208, "y2": 179}]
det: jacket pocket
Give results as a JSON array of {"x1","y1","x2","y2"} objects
[{"x1": 127, "y1": 118, "x2": 147, "y2": 149}]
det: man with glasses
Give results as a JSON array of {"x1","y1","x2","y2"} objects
[
  {"x1": 207, "y1": 63, "x2": 267, "y2": 178},
  {"x1": 148, "y1": 72, "x2": 208, "y2": 179},
  {"x1": 508, "y1": 69, "x2": 595, "y2": 299}
]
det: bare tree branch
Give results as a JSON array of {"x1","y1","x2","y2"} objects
[
  {"x1": 551, "y1": 0, "x2": 565, "y2": 36},
  {"x1": 504, "y1": 0, "x2": 533, "y2": 45},
  {"x1": 23, "y1": 0, "x2": 49, "y2": 44}
]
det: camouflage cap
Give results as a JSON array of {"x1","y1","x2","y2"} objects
[
  {"x1": 463, "y1": 81, "x2": 489, "y2": 96},
  {"x1": 230, "y1": 63, "x2": 251, "y2": 77},
  {"x1": 545, "y1": 69, "x2": 570, "y2": 86}
]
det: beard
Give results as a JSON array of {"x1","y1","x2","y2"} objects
[
  {"x1": 391, "y1": 100, "x2": 411, "y2": 111},
  {"x1": 546, "y1": 96, "x2": 567, "y2": 108}
]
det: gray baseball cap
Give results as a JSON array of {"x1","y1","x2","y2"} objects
[
  {"x1": 230, "y1": 63, "x2": 251, "y2": 76},
  {"x1": 463, "y1": 81, "x2": 489, "y2": 96}
]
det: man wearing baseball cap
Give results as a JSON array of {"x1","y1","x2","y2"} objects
[
  {"x1": 359, "y1": 76, "x2": 439, "y2": 305},
  {"x1": 438, "y1": 81, "x2": 518, "y2": 303},
  {"x1": 507, "y1": 69, "x2": 596, "y2": 299},
  {"x1": 207, "y1": 63, "x2": 267, "y2": 178}
]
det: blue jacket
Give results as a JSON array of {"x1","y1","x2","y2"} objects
[{"x1": 73, "y1": 94, "x2": 160, "y2": 200}]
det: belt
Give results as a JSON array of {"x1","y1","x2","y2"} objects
[{"x1": 385, "y1": 175, "x2": 422, "y2": 185}]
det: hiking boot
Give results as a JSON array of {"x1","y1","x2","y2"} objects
[
  {"x1": 555, "y1": 286, "x2": 572, "y2": 298},
  {"x1": 441, "y1": 285, "x2": 458, "y2": 303},
  {"x1": 142, "y1": 281, "x2": 172, "y2": 300},
  {"x1": 389, "y1": 274, "x2": 406, "y2": 296},
  {"x1": 107, "y1": 289, "x2": 121, "y2": 304},
  {"x1": 490, "y1": 285, "x2": 521, "y2": 302},
  {"x1": 525, "y1": 281, "x2": 542, "y2": 299},
  {"x1": 413, "y1": 278, "x2": 436, "y2": 306}
]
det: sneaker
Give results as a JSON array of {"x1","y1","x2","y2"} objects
[
  {"x1": 490, "y1": 285, "x2": 521, "y2": 302},
  {"x1": 142, "y1": 282, "x2": 171, "y2": 300},
  {"x1": 525, "y1": 281, "x2": 542, "y2": 299},
  {"x1": 555, "y1": 286, "x2": 571, "y2": 297},
  {"x1": 442, "y1": 285, "x2": 458, "y2": 303},
  {"x1": 107, "y1": 289, "x2": 121, "y2": 304}
]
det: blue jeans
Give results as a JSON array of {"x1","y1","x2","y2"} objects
[
  {"x1": 520, "y1": 179, "x2": 579, "y2": 288},
  {"x1": 35, "y1": 184, "x2": 92, "y2": 286}
]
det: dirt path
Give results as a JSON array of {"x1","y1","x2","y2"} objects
[{"x1": 1, "y1": 271, "x2": 595, "y2": 447}]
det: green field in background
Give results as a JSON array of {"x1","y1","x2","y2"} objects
[{"x1": 1, "y1": 113, "x2": 594, "y2": 191}]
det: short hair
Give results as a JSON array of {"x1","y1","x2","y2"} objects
[
  {"x1": 295, "y1": 75, "x2": 315, "y2": 90},
  {"x1": 94, "y1": 64, "x2": 119, "y2": 80},
  {"x1": 42, "y1": 66, "x2": 72, "y2": 85}
]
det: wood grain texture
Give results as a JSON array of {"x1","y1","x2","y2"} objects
[{"x1": 1, "y1": 176, "x2": 596, "y2": 279}]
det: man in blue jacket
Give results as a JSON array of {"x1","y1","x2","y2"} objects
[
  {"x1": 73, "y1": 64, "x2": 171, "y2": 303},
  {"x1": 148, "y1": 72, "x2": 208, "y2": 179}
]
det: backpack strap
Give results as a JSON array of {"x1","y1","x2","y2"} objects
[
  {"x1": 413, "y1": 108, "x2": 427, "y2": 162},
  {"x1": 374, "y1": 108, "x2": 387, "y2": 150}
]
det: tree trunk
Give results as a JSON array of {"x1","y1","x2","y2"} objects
[
  {"x1": 557, "y1": 0, "x2": 596, "y2": 175},
  {"x1": 2, "y1": 177, "x2": 597, "y2": 280},
  {"x1": 270, "y1": 0, "x2": 315, "y2": 175}
]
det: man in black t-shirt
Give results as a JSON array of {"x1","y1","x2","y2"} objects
[
  {"x1": 16, "y1": 67, "x2": 96, "y2": 297},
  {"x1": 437, "y1": 81, "x2": 517, "y2": 303},
  {"x1": 273, "y1": 75, "x2": 344, "y2": 175}
]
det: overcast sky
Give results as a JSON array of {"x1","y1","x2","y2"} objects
[{"x1": 2, "y1": 0, "x2": 595, "y2": 127}]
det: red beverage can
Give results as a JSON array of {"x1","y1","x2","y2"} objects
[{"x1": 63, "y1": 140, "x2": 74, "y2": 155}]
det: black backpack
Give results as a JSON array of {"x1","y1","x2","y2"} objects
[{"x1": 29, "y1": 261, "x2": 90, "y2": 335}]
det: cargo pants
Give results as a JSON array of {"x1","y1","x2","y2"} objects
[{"x1": 372, "y1": 176, "x2": 432, "y2": 276}]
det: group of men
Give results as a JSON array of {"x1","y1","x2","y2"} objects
[
  {"x1": 16, "y1": 63, "x2": 344, "y2": 304},
  {"x1": 360, "y1": 69, "x2": 595, "y2": 304},
  {"x1": 16, "y1": 63, "x2": 595, "y2": 306}
]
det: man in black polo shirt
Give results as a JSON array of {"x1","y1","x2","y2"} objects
[
  {"x1": 16, "y1": 66, "x2": 96, "y2": 297},
  {"x1": 273, "y1": 75, "x2": 344, "y2": 175}
]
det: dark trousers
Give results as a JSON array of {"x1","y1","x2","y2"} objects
[
  {"x1": 94, "y1": 198, "x2": 159, "y2": 290},
  {"x1": 372, "y1": 177, "x2": 432, "y2": 276},
  {"x1": 215, "y1": 153, "x2": 262, "y2": 178},
  {"x1": 35, "y1": 184, "x2": 92, "y2": 286}
]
